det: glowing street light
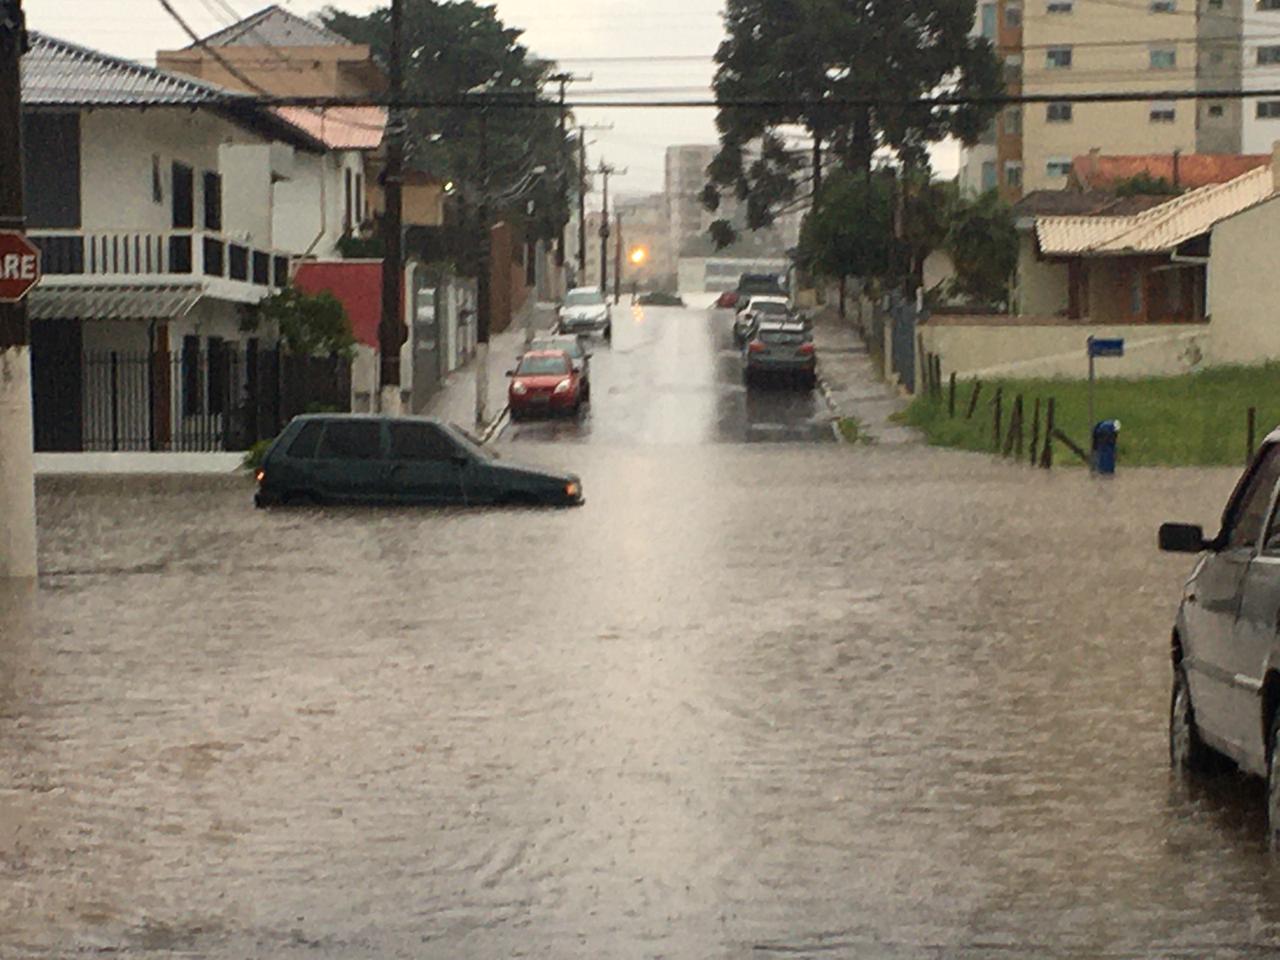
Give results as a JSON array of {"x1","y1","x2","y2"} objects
[{"x1": 628, "y1": 246, "x2": 648, "y2": 266}]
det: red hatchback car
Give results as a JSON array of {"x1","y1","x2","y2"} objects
[{"x1": 507, "y1": 350, "x2": 584, "y2": 419}]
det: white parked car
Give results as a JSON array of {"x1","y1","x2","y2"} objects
[
  {"x1": 733, "y1": 295, "x2": 791, "y2": 344},
  {"x1": 558, "y1": 287, "x2": 612, "y2": 338}
]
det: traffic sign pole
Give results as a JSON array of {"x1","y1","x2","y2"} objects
[{"x1": 0, "y1": 0, "x2": 38, "y2": 579}]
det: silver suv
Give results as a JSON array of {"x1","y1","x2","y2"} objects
[{"x1": 1161, "y1": 434, "x2": 1280, "y2": 845}]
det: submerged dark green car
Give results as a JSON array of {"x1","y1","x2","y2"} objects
[{"x1": 254, "y1": 414, "x2": 584, "y2": 507}]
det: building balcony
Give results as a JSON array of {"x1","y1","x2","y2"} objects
[{"x1": 28, "y1": 228, "x2": 291, "y2": 304}]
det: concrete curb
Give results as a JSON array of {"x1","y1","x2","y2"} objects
[{"x1": 813, "y1": 359, "x2": 848, "y2": 444}]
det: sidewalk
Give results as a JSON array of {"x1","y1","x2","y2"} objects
[
  {"x1": 422, "y1": 302, "x2": 559, "y2": 436},
  {"x1": 811, "y1": 307, "x2": 919, "y2": 445}
]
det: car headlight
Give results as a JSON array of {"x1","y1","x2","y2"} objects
[
  {"x1": 512, "y1": 381, "x2": 528, "y2": 395},
  {"x1": 554, "y1": 378, "x2": 572, "y2": 394}
]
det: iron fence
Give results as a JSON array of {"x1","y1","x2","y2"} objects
[{"x1": 36, "y1": 347, "x2": 351, "y2": 453}]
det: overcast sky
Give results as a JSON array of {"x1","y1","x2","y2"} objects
[{"x1": 28, "y1": 0, "x2": 959, "y2": 197}]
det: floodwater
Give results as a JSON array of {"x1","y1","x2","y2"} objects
[{"x1": 3, "y1": 308, "x2": 1278, "y2": 958}]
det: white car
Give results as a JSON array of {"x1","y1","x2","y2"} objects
[
  {"x1": 558, "y1": 287, "x2": 612, "y2": 338},
  {"x1": 733, "y1": 295, "x2": 791, "y2": 343}
]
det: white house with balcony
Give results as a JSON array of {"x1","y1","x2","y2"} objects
[{"x1": 19, "y1": 33, "x2": 365, "y2": 452}]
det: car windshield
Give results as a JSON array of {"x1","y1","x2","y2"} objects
[
  {"x1": 760, "y1": 329, "x2": 807, "y2": 344},
  {"x1": 516, "y1": 356, "x2": 570, "y2": 376},
  {"x1": 530, "y1": 339, "x2": 582, "y2": 358},
  {"x1": 565, "y1": 290, "x2": 605, "y2": 307}
]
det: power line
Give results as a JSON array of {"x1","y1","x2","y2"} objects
[{"x1": 154, "y1": 0, "x2": 275, "y2": 97}]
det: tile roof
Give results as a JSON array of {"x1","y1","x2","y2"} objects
[
  {"x1": 1037, "y1": 166, "x2": 1277, "y2": 256},
  {"x1": 1071, "y1": 153, "x2": 1271, "y2": 192},
  {"x1": 1013, "y1": 190, "x2": 1166, "y2": 218},
  {"x1": 23, "y1": 32, "x2": 239, "y2": 106},
  {"x1": 273, "y1": 106, "x2": 386, "y2": 151},
  {"x1": 198, "y1": 5, "x2": 351, "y2": 48}
]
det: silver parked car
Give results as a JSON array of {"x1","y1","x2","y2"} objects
[
  {"x1": 741, "y1": 318, "x2": 816, "y2": 388},
  {"x1": 558, "y1": 287, "x2": 612, "y2": 338},
  {"x1": 1162, "y1": 433, "x2": 1280, "y2": 846}
]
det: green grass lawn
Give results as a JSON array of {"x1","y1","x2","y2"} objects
[{"x1": 905, "y1": 363, "x2": 1280, "y2": 467}]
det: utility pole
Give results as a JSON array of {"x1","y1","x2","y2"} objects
[
  {"x1": 547, "y1": 73, "x2": 586, "y2": 276},
  {"x1": 572, "y1": 123, "x2": 611, "y2": 286},
  {"x1": 0, "y1": 0, "x2": 36, "y2": 579},
  {"x1": 474, "y1": 100, "x2": 492, "y2": 428},
  {"x1": 378, "y1": 0, "x2": 406, "y2": 415},
  {"x1": 598, "y1": 161, "x2": 614, "y2": 294},
  {"x1": 613, "y1": 211, "x2": 623, "y2": 305}
]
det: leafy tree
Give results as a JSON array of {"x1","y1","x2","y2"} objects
[
  {"x1": 797, "y1": 166, "x2": 955, "y2": 291},
  {"x1": 321, "y1": 2, "x2": 570, "y2": 246},
  {"x1": 243, "y1": 286, "x2": 356, "y2": 358},
  {"x1": 944, "y1": 191, "x2": 1018, "y2": 308},
  {"x1": 705, "y1": 0, "x2": 1002, "y2": 246}
]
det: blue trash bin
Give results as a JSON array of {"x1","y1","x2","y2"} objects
[{"x1": 1091, "y1": 419, "x2": 1121, "y2": 475}]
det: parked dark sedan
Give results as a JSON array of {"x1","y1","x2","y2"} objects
[{"x1": 255, "y1": 414, "x2": 584, "y2": 507}]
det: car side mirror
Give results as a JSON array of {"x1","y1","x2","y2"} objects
[
  {"x1": 505, "y1": 370, "x2": 515, "y2": 377},
  {"x1": 1159, "y1": 522, "x2": 1208, "y2": 553}
]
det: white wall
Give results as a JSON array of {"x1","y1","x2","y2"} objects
[
  {"x1": 1014, "y1": 233, "x2": 1070, "y2": 316},
  {"x1": 1210, "y1": 196, "x2": 1280, "y2": 364},
  {"x1": 273, "y1": 149, "x2": 363, "y2": 258},
  {"x1": 80, "y1": 109, "x2": 235, "y2": 233},
  {"x1": 921, "y1": 320, "x2": 1210, "y2": 380},
  {"x1": 218, "y1": 144, "x2": 278, "y2": 250}
]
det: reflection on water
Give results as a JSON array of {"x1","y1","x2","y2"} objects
[{"x1": 4, "y1": 451, "x2": 1276, "y2": 957}]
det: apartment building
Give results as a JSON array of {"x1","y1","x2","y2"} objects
[
  {"x1": 1243, "y1": 0, "x2": 1280, "y2": 152},
  {"x1": 960, "y1": 0, "x2": 1232, "y2": 199},
  {"x1": 665, "y1": 145, "x2": 722, "y2": 257}
]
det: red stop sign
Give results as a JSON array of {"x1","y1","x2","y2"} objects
[{"x1": 0, "y1": 232, "x2": 41, "y2": 303}]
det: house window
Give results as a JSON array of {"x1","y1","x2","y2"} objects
[
  {"x1": 981, "y1": 160, "x2": 998, "y2": 192},
  {"x1": 1004, "y1": 161, "x2": 1024, "y2": 189},
  {"x1": 1004, "y1": 105, "x2": 1023, "y2": 134},
  {"x1": 1046, "y1": 102, "x2": 1073, "y2": 122},
  {"x1": 1208, "y1": 103, "x2": 1225, "y2": 117},
  {"x1": 354, "y1": 172, "x2": 364, "y2": 224},
  {"x1": 1047, "y1": 1, "x2": 1073, "y2": 11},
  {"x1": 1149, "y1": 100, "x2": 1177, "y2": 122},
  {"x1": 182, "y1": 335, "x2": 202, "y2": 417},
  {"x1": 202, "y1": 171, "x2": 222, "y2": 231},
  {"x1": 1046, "y1": 46, "x2": 1073, "y2": 69},
  {"x1": 980, "y1": 2, "x2": 997, "y2": 39},
  {"x1": 1004, "y1": 54, "x2": 1023, "y2": 83},
  {"x1": 343, "y1": 169, "x2": 353, "y2": 232},
  {"x1": 1258, "y1": 45, "x2": 1280, "y2": 65},
  {"x1": 1257, "y1": 100, "x2": 1280, "y2": 118},
  {"x1": 1005, "y1": 3, "x2": 1023, "y2": 27},
  {"x1": 1150, "y1": 47, "x2": 1177, "y2": 69},
  {"x1": 1046, "y1": 157, "x2": 1072, "y2": 178},
  {"x1": 1150, "y1": 0, "x2": 1175, "y2": 10},
  {"x1": 152, "y1": 155, "x2": 163, "y2": 204}
]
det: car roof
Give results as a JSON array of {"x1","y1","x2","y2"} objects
[
  {"x1": 756, "y1": 319, "x2": 809, "y2": 331},
  {"x1": 567, "y1": 286, "x2": 603, "y2": 295},
  {"x1": 746, "y1": 296, "x2": 789, "y2": 306},
  {"x1": 292, "y1": 413, "x2": 450, "y2": 426}
]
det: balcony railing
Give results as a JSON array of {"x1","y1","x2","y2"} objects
[{"x1": 28, "y1": 229, "x2": 291, "y2": 294}]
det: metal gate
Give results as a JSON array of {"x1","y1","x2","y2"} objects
[{"x1": 890, "y1": 298, "x2": 917, "y2": 394}]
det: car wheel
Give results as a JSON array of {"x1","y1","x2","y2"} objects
[{"x1": 1170, "y1": 665, "x2": 1211, "y2": 777}]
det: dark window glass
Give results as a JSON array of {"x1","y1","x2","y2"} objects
[
  {"x1": 318, "y1": 421, "x2": 383, "y2": 460},
  {"x1": 1228, "y1": 445, "x2": 1280, "y2": 549},
  {"x1": 171, "y1": 163, "x2": 194, "y2": 229},
  {"x1": 21, "y1": 113, "x2": 81, "y2": 229},
  {"x1": 287, "y1": 420, "x2": 325, "y2": 459},
  {"x1": 203, "y1": 172, "x2": 222, "y2": 231},
  {"x1": 182, "y1": 335, "x2": 201, "y2": 416},
  {"x1": 207, "y1": 337, "x2": 228, "y2": 415},
  {"x1": 529, "y1": 338, "x2": 583, "y2": 358},
  {"x1": 389, "y1": 422, "x2": 461, "y2": 461}
]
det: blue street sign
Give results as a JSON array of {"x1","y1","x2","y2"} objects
[{"x1": 1088, "y1": 337, "x2": 1125, "y2": 358}]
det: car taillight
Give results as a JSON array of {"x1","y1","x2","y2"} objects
[
  {"x1": 798, "y1": 343, "x2": 815, "y2": 355},
  {"x1": 255, "y1": 469, "x2": 265, "y2": 485},
  {"x1": 748, "y1": 340, "x2": 767, "y2": 353}
]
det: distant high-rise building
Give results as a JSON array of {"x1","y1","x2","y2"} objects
[{"x1": 958, "y1": 0, "x2": 1246, "y2": 200}]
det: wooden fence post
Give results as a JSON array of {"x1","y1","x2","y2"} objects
[
  {"x1": 1029, "y1": 397, "x2": 1041, "y2": 467},
  {"x1": 933, "y1": 356, "x2": 943, "y2": 400},
  {"x1": 966, "y1": 380, "x2": 982, "y2": 419},
  {"x1": 993, "y1": 386, "x2": 1003, "y2": 450},
  {"x1": 948, "y1": 372, "x2": 956, "y2": 418},
  {"x1": 1003, "y1": 394, "x2": 1024, "y2": 458},
  {"x1": 1040, "y1": 397, "x2": 1055, "y2": 469}
]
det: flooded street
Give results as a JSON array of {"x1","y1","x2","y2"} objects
[{"x1": 5, "y1": 310, "x2": 1280, "y2": 958}]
